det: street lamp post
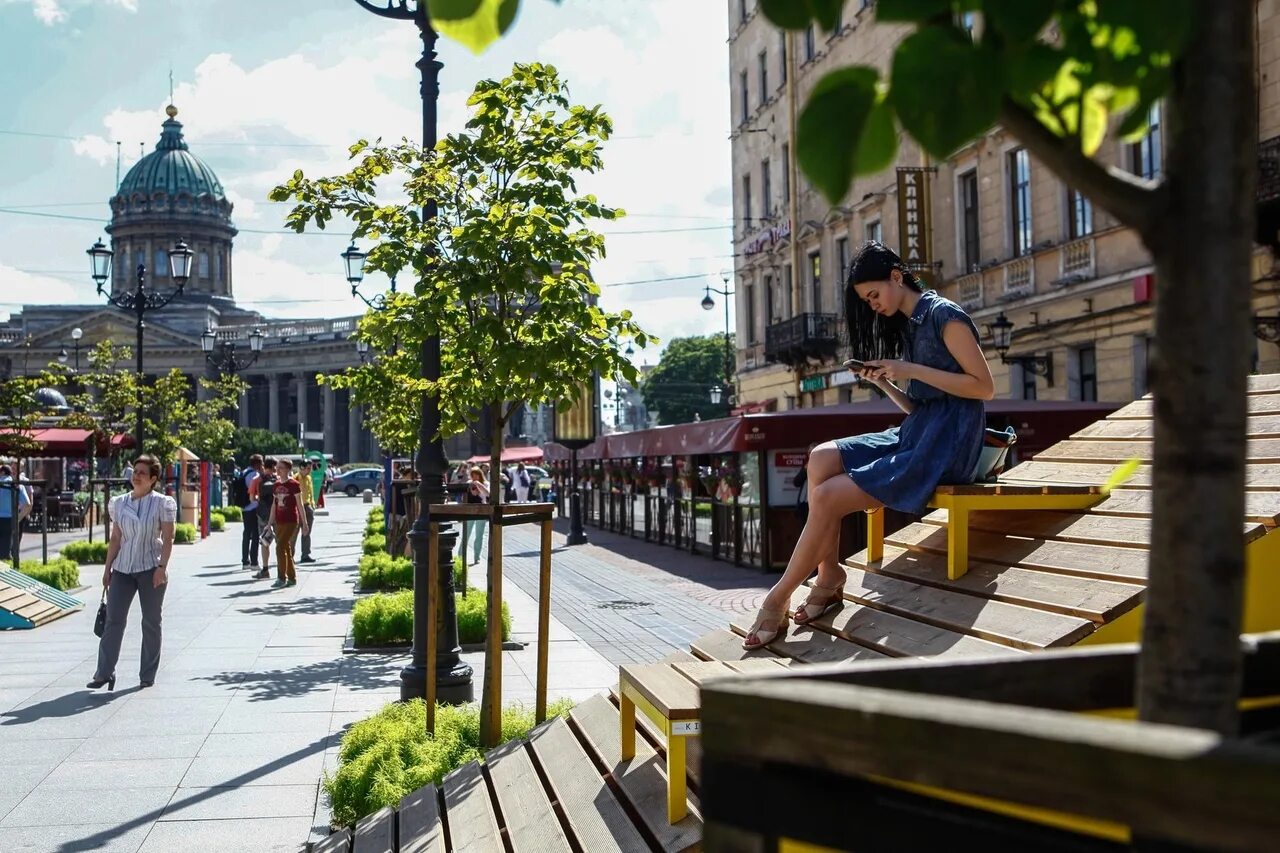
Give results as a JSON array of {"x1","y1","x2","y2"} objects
[
  {"x1": 335, "y1": 0, "x2": 472, "y2": 699},
  {"x1": 986, "y1": 312, "x2": 1055, "y2": 384},
  {"x1": 202, "y1": 326, "x2": 265, "y2": 376},
  {"x1": 555, "y1": 379, "x2": 597, "y2": 547},
  {"x1": 87, "y1": 237, "x2": 193, "y2": 452},
  {"x1": 701, "y1": 270, "x2": 735, "y2": 407}
]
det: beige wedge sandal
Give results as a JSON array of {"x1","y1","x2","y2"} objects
[
  {"x1": 793, "y1": 581, "x2": 845, "y2": 625},
  {"x1": 742, "y1": 606, "x2": 790, "y2": 650}
]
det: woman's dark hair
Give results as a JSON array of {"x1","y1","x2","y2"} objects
[
  {"x1": 132, "y1": 454, "x2": 162, "y2": 489},
  {"x1": 844, "y1": 241, "x2": 924, "y2": 361}
]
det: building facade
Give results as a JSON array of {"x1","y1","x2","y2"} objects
[{"x1": 727, "y1": 0, "x2": 1280, "y2": 413}]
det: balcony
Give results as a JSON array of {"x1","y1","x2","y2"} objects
[
  {"x1": 1257, "y1": 135, "x2": 1280, "y2": 248},
  {"x1": 956, "y1": 272, "x2": 984, "y2": 311},
  {"x1": 1003, "y1": 256, "x2": 1034, "y2": 297},
  {"x1": 765, "y1": 313, "x2": 841, "y2": 367}
]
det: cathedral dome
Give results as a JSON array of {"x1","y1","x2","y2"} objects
[{"x1": 116, "y1": 106, "x2": 227, "y2": 205}]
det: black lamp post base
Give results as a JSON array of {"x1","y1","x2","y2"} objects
[
  {"x1": 399, "y1": 661, "x2": 475, "y2": 705},
  {"x1": 566, "y1": 490, "x2": 589, "y2": 546}
]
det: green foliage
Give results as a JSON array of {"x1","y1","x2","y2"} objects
[
  {"x1": 271, "y1": 62, "x2": 651, "y2": 457},
  {"x1": 361, "y1": 534, "x2": 387, "y2": 556},
  {"x1": 228, "y1": 427, "x2": 300, "y2": 467},
  {"x1": 368, "y1": 506, "x2": 384, "y2": 521},
  {"x1": 0, "y1": 364, "x2": 75, "y2": 459},
  {"x1": 209, "y1": 512, "x2": 226, "y2": 532},
  {"x1": 641, "y1": 334, "x2": 734, "y2": 425},
  {"x1": 365, "y1": 519, "x2": 387, "y2": 537},
  {"x1": 352, "y1": 588, "x2": 510, "y2": 646},
  {"x1": 65, "y1": 341, "x2": 135, "y2": 450},
  {"x1": 220, "y1": 505, "x2": 243, "y2": 522},
  {"x1": 174, "y1": 523, "x2": 197, "y2": 544},
  {"x1": 10, "y1": 558, "x2": 80, "y2": 591},
  {"x1": 358, "y1": 552, "x2": 412, "y2": 590},
  {"x1": 60, "y1": 540, "x2": 110, "y2": 565},
  {"x1": 324, "y1": 696, "x2": 573, "y2": 827}
]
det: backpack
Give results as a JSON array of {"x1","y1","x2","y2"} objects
[
  {"x1": 970, "y1": 427, "x2": 1018, "y2": 483},
  {"x1": 230, "y1": 472, "x2": 251, "y2": 508}
]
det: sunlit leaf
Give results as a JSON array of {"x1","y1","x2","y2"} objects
[
  {"x1": 758, "y1": 0, "x2": 847, "y2": 31},
  {"x1": 983, "y1": 0, "x2": 1058, "y2": 44},
  {"x1": 875, "y1": 0, "x2": 954, "y2": 23},
  {"x1": 1101, "y1": 457, "x2": 1142, "y2": 495},
  {"x1": 795, "y1": 67, "x2": 881, "y2": 203},
  {"x1": 431, "y1": 0, "x2": 520, "y2": 53}
]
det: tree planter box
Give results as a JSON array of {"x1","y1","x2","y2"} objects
[{"x1": 700, "y1": 633, "x2": 1280, "y2": 852}]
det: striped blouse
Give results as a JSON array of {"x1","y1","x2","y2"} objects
[{"x1": 108, "y1": 491, "x2": 178, "y2": 575}]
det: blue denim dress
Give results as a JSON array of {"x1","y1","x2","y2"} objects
[{"x1": 835, "y1": 290, "x2": 985, "y2": 514}]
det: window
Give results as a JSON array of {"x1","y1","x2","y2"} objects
[
  {"x1": 860, "y1": 0, "x2": 874, "y2": 9},
  {"x1": 215, "y1": 250, "x2": 223, "y2": 283},
  {"x1": 1131, "y1": 102, "x2": 1162, "y2": 180},
  {"x1": 1067, "y1": 187, "x2": 1093, "y2": 239},
  {"x1": 779, "y1": 32, "x2": 788, "y2": 85},
  {"x1": 781, "y1": 143, "x2": 791, "y2": 202},
  {"x1": 832, "y1": 4, "x2": 844, "y2": 32},
  {"x1": 758, "y1": 51, "x2": 768, "y2": 106},
  {"x1": 959, "y1": 168, "x2": 981, "y2": 271},
  {"x1": 865, "y1": 219, "x2": 882, "y2": 244},
  {"x1": 1076, "y1": 346, "x2": 1098, "y2": 402},
  {"x1": 783, "y1": 264, "x2": 794, "y2": 318},
  {"x1": 746, "y1": 283, "x2": 757, "y2": 343},
  {"x1": 739, "y1": 0, "x2": 748, "y2": 24},
  {"x1": 739, "y1": 69, "x2": 749, "y2": 123},
  {"x1": 1133, "y1": 336, "x2": 1153, "y2": 397},
  {"x1": 199, "y1": 251, "x2": 210, "y2": 278},
  {"x1": 1020, "y1": 364, "x2": 1038, "y2": 400},
  {"x1": 154, "y1": 249, "x2": 168, "y2": 276},
  {"x1": 765, "y1": 274, "x2": 779, "y2": 323},
  {"x1": 1008, "y1": 148, "x2": 1032, "y2": 256},
  {"x1": 957, "y1": 10, "x2": 978, "y2": 40},
  {"x1": 809, "y1": 250, "x2": 822, "y2": 312},
  {"x1": 804, "y1": 24, "x2": 816, "y2": 61},
  {"x1": 761, "y1": 158, "x2": 771, "y2": 219},
  {"x1": 742, "y1": 174, "x2": 752, "y2": 227},
  {"x1": 836, "y1": 236, "x2": 850, "y2": 284}
]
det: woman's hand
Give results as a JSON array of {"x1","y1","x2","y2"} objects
[
  {"x1": 102, "y1": 567, "x2": 111, "y2": 588},
  {"x1": 154, "y1": 566, "x2": 168, "y2": 588},
  {"x1": 863, "y1": 360, "x2": 915, "y2": 384}
]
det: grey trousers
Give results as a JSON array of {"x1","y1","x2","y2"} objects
[
  {"x1": 300, "y1": 505, "x2": 315, "y2": 560},
  {"x1": 95, "y1": 568, "x2": 167, "y2": 683}
]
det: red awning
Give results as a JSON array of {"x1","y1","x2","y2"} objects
[
  {"x1": 465, "y1": 446, "x2": 545, "y2": 464},
  {"x1": 2, "y1": 428, "x2": 136, "y2": 456}
]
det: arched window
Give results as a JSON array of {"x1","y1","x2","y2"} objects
[
  {"x1": 199, "y1": 251, "x2": 210, "y2": 278},
  {"x1": 215, "y1": 249, "x2": 223, "y2": 283}
]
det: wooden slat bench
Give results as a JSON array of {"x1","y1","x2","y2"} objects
[{"x1": 865, "y1": 483, "x2": 1105, "y2": 580}]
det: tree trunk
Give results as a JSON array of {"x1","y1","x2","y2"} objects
[
  {"x1": 488, "y1": 403, "x2": 504, "y2": 508},
  {"x1": 1137, "y1": 0, "x2": 1257, "y2": 734}
]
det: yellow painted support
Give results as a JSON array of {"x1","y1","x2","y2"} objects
[
  {"x1": 619, "y1": 689, "x2": 636, "y2": 761},
  {"x1": 619, "y1": 678, "x2": 695, "y2": 824},
  {"x1": 866, "y1": 508, "x2": 883, "y2": 563},
  {"x1": 667, "y1": 729, "x2": 688, "y2": 823},
  {"x1": 946, "y1": 504, "x2": 969, "y2": 580}
]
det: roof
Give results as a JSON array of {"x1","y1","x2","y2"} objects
[
  {"x1": 115, "y1": 107, "x2": 226, "y2": 204},
  {"x1": 0, "y1": 428, "x2": 135, "y2": 456},
  {"x1": 545, "y1": 398, "x2": 1120, "y2": 460},
  {"x1": 466, "y1": 446, "x2": 544, "y2": 464}
]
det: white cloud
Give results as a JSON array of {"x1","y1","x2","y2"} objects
[
  {"x1": 9, "y1": 0, "x2": 135, "y2": 25},
  {"x1": 0, "y1": 265, "x2": 82, "y2": 313}
]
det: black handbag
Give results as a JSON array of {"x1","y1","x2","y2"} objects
[{"x1": 93, "y1": 590, "x2": 107, "y2": 638}]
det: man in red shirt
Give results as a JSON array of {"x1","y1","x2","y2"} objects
[{"x1": 269, "y1": 459, "x2": 308, "y2": 588}]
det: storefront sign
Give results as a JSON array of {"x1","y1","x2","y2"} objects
[
  {"x1": 799, "y1": 375, "x2": 827, "y2": 393},
  {"x1": 829, "y1": 369, "x2": 857, "y2": 387},
  {"x1": 896, "y1": 167, "x2": 934, "y2": 282},
  {"x1": 767, "y1": 449, "x2": 809, "y2": 506},
  {"x1": 744, "y1": 219, "x2": 792, "y2": 256}
]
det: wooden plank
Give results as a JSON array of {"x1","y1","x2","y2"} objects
[
  {"x1": 1036, "y1": 438, "x2": 1280, "y2": 464},
  {"x1": 311, "y1": 828, "x2": 352, "y2": 853},
  {"x1": 1113, "y1": 393, "x2": 1280, "y2": 417},
  {"x1": 670, "y1": 660, "x2": 736, "y2": 685},
  {"x1": 1090, "y1": 488, "x2": 1280, "y2": 526},
  {"x1": 619, "y1": 663, "x2": 701, "y2": 720},
  {"x1": 888, "y1": 521, "x2": 1149, "y2": 584},
  {"x1": 721, "y1": 659, "x2": 791, "y2": 674},
  {"x1": 13, "y1": 599, "x2": 59, "y2": 621},
  {"x1": 1249, "y1": 374, "x2": 1280, "y2": 393},
  {"x1": 727, "y1": 621, "x2": 894, "y2": 664},
  {"x1": 527, "y1": 717, "x2": 650, "y2": 853},
  {"x1": 849, "y1": 543, "x2": 1143, "y2": 624},
  {"x1": 933, "y1": 483, "x2": 1098, "y2": 496},
  {"x1": 1074, "y1": 413, "x2": 1280, "y2": 439},
  {"x1": 485, "y1": 738, "x2": 572, "y2": 853},
  {"x1": 690, "y1": 628, "x2": 788, "y2": 663},
  {"x1": 441, "y1": 760, "x2": 503, "y2": 853},
  {"x1": 351, "y1": 805, "x2": 394, "y2": 853},
  {"x1": 397, "y1": 786, "x2": 445, "y2": 853},
  {"x1": 1001, "y1": 459, "x2": 1280, "y2": 490},
  {"x1": 828, "y1": 568, "x2": 1095, "y2": 650},
  {"x1": 924, "y1": 507, "x2": 1267, "y2": 547},
  {"x1": 569, "y1": 694, "x2": 702, "y2": 852}
]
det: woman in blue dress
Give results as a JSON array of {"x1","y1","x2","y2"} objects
[{"x1": 744, "y1": 242, "x2": 995, "y2": 650}]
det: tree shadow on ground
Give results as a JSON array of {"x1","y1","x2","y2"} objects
[
  {"x1": 197, "y1": 653, "x2": 398, "y2": 700},
  {"x1": 0, "y1": 686, "x2": 144, "y2": 726},
  {"x1": 232, "y1": 595, "x2": 353, "y2": 617}
]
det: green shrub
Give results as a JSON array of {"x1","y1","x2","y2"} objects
[
  {"x1": 365, "y1": 520, "x2": 387, "y2": 536},
  {"x1": 325, "y1": 697, "x2": 573, "y2": 827},
  {"x1": 361, "y1": 534, "x2": 386, "y2": 556},
  {"x1": 358, "y1": 553, "x2": 412, "y2": 590},
  {"x1": 220, "y1": 505, "x2": 243, "y2": 522},
  {"x1": 11, "y1": 558, "x2": 80, "y2": 591},
  {"x1": 60, "y1": 540, "x2": 109, "y2": 565},
  {"x1": 368, "y1": 506, "x2": 384, "y2": 522},
  {"x1": 174, "y1": 523, "x2": 197, "y2": 544},
  {"x1": 209, "y1": 512, "x2": 226, "y2": 532},
  {"x1": 352, "y1": 588, "x2": 509, "y2": 646}
]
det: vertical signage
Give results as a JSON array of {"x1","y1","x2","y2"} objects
[{"x1": 896, "y1": 167, "x2": 934, "y2": 285}]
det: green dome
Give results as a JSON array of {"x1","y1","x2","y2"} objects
[{"x1": 116, "y1": 106, "x2": 225, "y2": 202}]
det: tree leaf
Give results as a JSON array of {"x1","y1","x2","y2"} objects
[
  {"x1": 875, "y1": 0, "x2": 955, "y2": 24},
  {"x1": 855, "y1": 92, "x2": 900, "y2": 175},
  {"x1": 983, "y1": 0, "x2": 1058, "y2": 44},
  {"x1": 429, "y1": 0, "x2": 484, "y2": 21},
  {"x1": 889, "y1": 26, "x2": 1004, "y2": 160},
  {"x1": 758, "y1": 0, "x2": 846, "y2": 32},
  {"x1": 431, "y1": 0, "x2": 511, "y2": 54},
  {"x1": 795, "y1": 67, "x2": 881, "y2": 203}
]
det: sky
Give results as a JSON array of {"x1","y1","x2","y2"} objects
[{"x1": 0, "y1": 0, "x2": 735, "y2": 374}]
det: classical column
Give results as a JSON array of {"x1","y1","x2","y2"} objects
[
  {"x1": 268, "y1": 373, "x2": 281, "y2": 433},
  {"x1": 237, "y1": 382, "x2": 250, "y2": 428},
  {"x1": 323, "y1": 385, "x2": 338, "y2": 457},
  {"x1": 348, "y1": 400, "x2": 361, "y2": 463},
  {"x1": 196, "y1": 378, "x2": 211, "y2": 404},
  {"x1": 296, "y1": 371, "x2": 311, "y2": 445}
]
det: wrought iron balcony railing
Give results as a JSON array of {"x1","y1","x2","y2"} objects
[{"x1": 764, "y1": 313, "x2": 841, "y2": 367}]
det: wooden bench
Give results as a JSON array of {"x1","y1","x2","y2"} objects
[
  {"x1": 866, "y1": 483, "x2": 1104, "y2": 580},
  {"x1": 618, "y1": 659, "x2": 787, "y2": 824}
]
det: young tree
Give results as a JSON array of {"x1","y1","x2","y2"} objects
[
  {"x1": 642, "y1": 334, "x2": 735, "y2": 425},
  {"x1": 228, "y1": 427, "x2": 302, "y2": 467},
  {"x1": 272, "y1": 62, "x2": 651, "y2": 506},
  {"x1": 65, "y1": 341, "x2": 139, "y2": 476},
  {"x1": 0, "y1": 364, "x2": 73, "y2": 558}
]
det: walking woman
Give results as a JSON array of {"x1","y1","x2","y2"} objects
[
  {"x1": 742, "y1": 242, "x2": 994, "y2": 649},
  {"x1": 462, "y1": 466, "x2": 488, "y2": 566},
  {"x1": 88, "y1": 454, "x2": 177, "y2": 690}
]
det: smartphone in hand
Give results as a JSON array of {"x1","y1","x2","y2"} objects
[{"x1": 843, "y1": 358, "x2": 870, "y2": 372}]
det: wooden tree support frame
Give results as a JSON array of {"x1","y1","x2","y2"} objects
[{"x1": 426, "y1": 502, "x2": 555, "y2": 746}]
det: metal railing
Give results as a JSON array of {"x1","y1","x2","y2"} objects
[{"x1": 764, "y1": 313, "x2": 841, "y2": 364}]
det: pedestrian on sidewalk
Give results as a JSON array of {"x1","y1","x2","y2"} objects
[
  {"x1": 255, "y1": 460, "x2": 278, "y2": 580},
  {"x1": 88, "y1": 455, "x2": 176, "y2": 691},
  {"x1": 461, "y1": 466, "x2": 488, "y2": 566},
  {"x1": 510, "y1": 462, "x2": 532, "y2": 503},
  {"x1": 238, "y1": 454, "x2": 264, "y2": 570},
  {"x1": 296, "y1": 459, "x2": 317, "y2": 564},
  {"x1": 0, "y1": 464, "x2": 31, "y2": 563},
  {"x1": 270, "y1": 458, "x2": 307, "y2": 588}
]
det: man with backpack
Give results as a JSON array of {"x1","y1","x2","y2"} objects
[{"x1": 235, "y1": 454, "x2": 264, "y2": 571}]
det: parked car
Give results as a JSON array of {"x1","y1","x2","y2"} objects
[{"x1": 330, "y1": 467, "x2": 383, "y2": 497}]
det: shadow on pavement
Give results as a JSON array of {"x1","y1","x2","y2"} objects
[{"x1": 1, "y1": 687, "x2": 143, "y2": 726}]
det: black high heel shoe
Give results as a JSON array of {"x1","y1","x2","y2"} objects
[{"x1": 86, "y1": 675, "x2": 116, "y2": 691}]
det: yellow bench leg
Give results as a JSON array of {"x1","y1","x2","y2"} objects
[
  {"x1": 620, "y1": 692, "x2": 636, "y2": 761},
  {"x1": 866, "y1": 508, "x2": 883, "y2": 563},
  {"x1": 947, "y1": 506, "x2": 969, "y2": 580},
  {"x1": 667, "y1": 733, "x2": 688, "y2": 823}
]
